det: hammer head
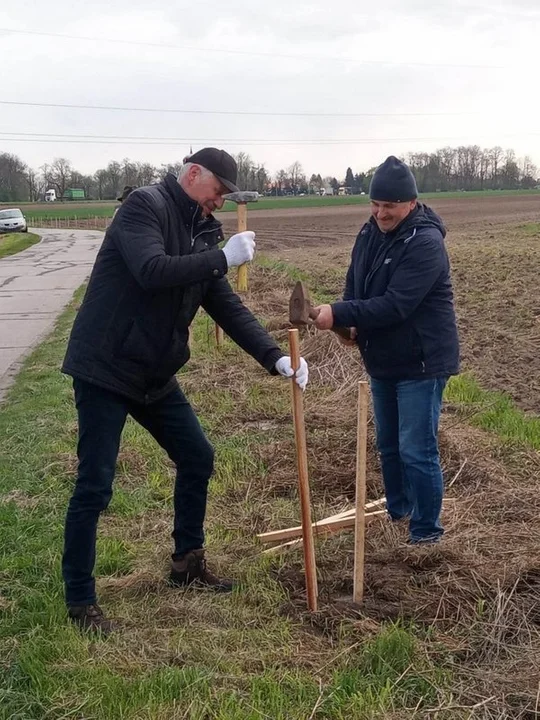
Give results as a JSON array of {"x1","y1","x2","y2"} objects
[
  {"x1": 289, "y1": 281, "x2": 352, "y2": 341},
  {"x1": 223, "y1": 191, "x2": 259, "y2": 204},
  {"x1": 289, "y1": 281, "x2": 313, "y2": 325}
]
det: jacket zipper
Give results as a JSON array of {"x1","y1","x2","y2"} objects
[
  {"x1": 190, "y1": 207, "x2": 222, "y2": 248},
  {"x1": 363, "y1": 228, "x2": 417, "y2": 294}
]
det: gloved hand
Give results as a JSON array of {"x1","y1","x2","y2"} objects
[
  {"x1": 222, "y1": 231, "x2": 256, "y2": 269},
  {"x1": 275, "y1": 356, "x2": 309, "y2": 390}
]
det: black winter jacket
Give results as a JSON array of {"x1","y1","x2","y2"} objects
[
  {"x1": 62, "y1": 174, "x2": 284, "y2": 402},
  {"x1": 332, "y1": 204, "x2": 460, "y2": 380}
]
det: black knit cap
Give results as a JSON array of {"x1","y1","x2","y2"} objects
[
  {"x1": 186, "y1": 147, "x2": 240, "y2": 193},
  {"x1": 369, "y1": 156, "x2": 418, "y2": 202}
]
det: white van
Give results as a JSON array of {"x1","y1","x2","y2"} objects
[{"x1": 45, "y1": 189, "x2": 56, "y2": 202}]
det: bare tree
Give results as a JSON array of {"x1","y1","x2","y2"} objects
[
  {"x1": 43, "y1": 158, "x2": 73, "y2": 200},
  {"x1": 275, "y1": 169, "x2": 288, "y2": 195},
  {"x1": 489, "y1": 146, "x2": 504, "y2": 189},
  {"x1": 288, "y1": 161, "x2": 304, "y2": 194},
  {"x1": 135, "y1": 162, "x2": 158, "y2": 187},
  {"x1": 0, "y1": 152, "x2": 30, "y2": 202}
]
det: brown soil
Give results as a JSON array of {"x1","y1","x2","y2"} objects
[
  {"x1": 210, "y1": 196, "x2": 540, "y2": 714},
  {"x1": 221, "y1": 194, "x2": 540, "y2": 414},
  {"x1": 225, "y1": 260, "x2": 540, "y2": 716}
]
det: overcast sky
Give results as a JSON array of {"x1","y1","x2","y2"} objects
[{"x1": 1, "y1": 0, "x2": 538, "y2": 179}]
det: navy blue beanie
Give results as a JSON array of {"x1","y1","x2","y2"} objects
[{"x1": 369, "y1": 156, "x2": 418, "y2": 202}]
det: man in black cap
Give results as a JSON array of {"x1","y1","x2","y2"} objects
[
  {"x1": 314, "y1": 156, "x2": 459, "y2": 545},
  {"x1": 61, "y1": 147, "x2": 309, "y2": 633},
  {"x1": 117, "y1": 185, "x2": 136, "y2": 203},
  {"x1": 112, "y1": 186, "x2": 136, "y2": 219}
]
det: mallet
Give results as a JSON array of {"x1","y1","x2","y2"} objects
[{"x1": 289, "y1": 280, "x2": 352, "y2": 342}]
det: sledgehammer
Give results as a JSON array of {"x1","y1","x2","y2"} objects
[{"x1": 223, "y1": 191, "x2": 259, "y2": 292}]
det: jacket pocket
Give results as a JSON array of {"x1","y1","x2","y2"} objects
[
  {"x1": 115, "y1": 320, "x2": 158, "y2": 368},
  {"x1": 364, "y1": 324, "x2": 424, "y2": 370},
  {"x1": 155, "y1": 329, "x2": 190, "y2": 380}
]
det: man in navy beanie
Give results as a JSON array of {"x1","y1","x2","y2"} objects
[{"x1": 314, "y1": 156, "x2": 459, "y2": 544}]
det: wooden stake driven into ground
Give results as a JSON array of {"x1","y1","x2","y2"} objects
[
  {"x1": 215, "y1": 191, "x2": 258, "y2": 347},
  {"x1": 288, "y1": 328, "x2": 318, "y2": 612},
  {"x1": 353, "y1": 381, "x2": 369, "y2": 605}
]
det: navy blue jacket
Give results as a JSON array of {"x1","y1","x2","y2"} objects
[
  {"x1": 332, "y1": 204, "x2": 459, "y2": 380},
  {"x1": 62, "y1": 174, "x2": 284, "y2": 403}
]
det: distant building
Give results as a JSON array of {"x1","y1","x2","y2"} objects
[{"x1": 63, "y1": 188, "x2": 86, "y2": 201}]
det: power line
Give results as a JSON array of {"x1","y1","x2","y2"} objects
[
  {"x1": 1, "y1": 131, "x2": 538, "y2": 146},
  {"x1": 0, "y1": 100, "x2": 487, "y2": 118},
  {"x1": 0, "y1": 27, "x2": 505, "y2": 70}
]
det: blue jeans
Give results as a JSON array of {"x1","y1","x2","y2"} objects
[
  {"x1": 62, "y1": 378, "x2": 214, "y2": 606},
  {"x1": 370, "y1": 377, "x2": 448, "y2": 542}
]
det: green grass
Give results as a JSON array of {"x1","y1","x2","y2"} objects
[
  {"x1": 221, "y1": 188, "x2": 540, "y2": 212},
  {"x1": 0, "y1": 287, "x2": 455, "y2": 719},
  {"x1": 24, "y1": 205, "x2": 116, "y2": 220},
  {"x1": 445, "y1": 374, "x2": 540, "y2": 450},
  {"x1": 0, "y1": 232, "x2": 40, "y2": 259},
  {"x1": 5, "y1": 187, "x2": 540, "y2": 223},
  {"x1": 518, "y1": 222, "x2": 540, "y2": 236}
]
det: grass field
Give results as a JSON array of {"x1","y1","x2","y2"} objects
[
  {"x1": 2, "y1": 188, "x2": 539, "y2": 222},
  {"x1": 0, "y1": 232, "x2": 40, "y2": 259},
  {"x1": 0, "y1": 284, "x2": 455, "y2": 720},
  {"x1": 1, "y1": 199, "x2": 539, "y2": 718}
]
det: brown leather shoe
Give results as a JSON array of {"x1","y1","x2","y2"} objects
[
  {"x1": 169, "y1": 549, "x2": 234, "y2": 593},
  {"x1": 68, "y1": 604, "x2": 115, "y2": 634}
]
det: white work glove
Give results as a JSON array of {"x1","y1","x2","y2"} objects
[
  {"x1": 275, "y1": 356, "x2": 309, "y2": 391},
  {"x1": 222, "y1": 231, "x2": 256, "y2": 269}
]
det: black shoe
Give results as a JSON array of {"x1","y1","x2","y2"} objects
[
  {"x1": 169, "y1": 549, "x2": 234, "y2": 593},
  {"x1": 68, "y1": 604, "x2": 115, "y2": 634},
  {"x1": 407, "y1": 534, "x2": 442, "y2": 546}
]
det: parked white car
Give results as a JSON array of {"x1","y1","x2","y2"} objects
[{"x1": 0, "y1": 208, "x2": 28, "y2": 233}]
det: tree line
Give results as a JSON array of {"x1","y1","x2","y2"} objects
[{"x1": 0, "y1": 145, "x2": 538, "y2": 203}]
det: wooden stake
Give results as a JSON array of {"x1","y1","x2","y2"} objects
[
  {"x1": 215, "y1": 324, "x2": 224, "y2": 347},
  {"x1": 261, "y1": 510, "x2": 386, "y2": 555},
  {"x1": 353, "y1": 381, "x2": 369, "y2": 605},
  {"x1": 288, "y1": 328, "x2": 318, "y2": 611},
  {"x1": 216, "y1": 202, "x2": 248, "y2": 344},
  {"x1": 257, "y1": 508, "x2": 355, "y2": 543},
  {"x1": 256, "y1": 497, "x2": 387, "y2": 544}
]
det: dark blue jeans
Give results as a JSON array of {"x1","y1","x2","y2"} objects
[
  {"x1": 370, "y1": 376, "x2": 448, "y2": 542},
  {"x1": 63, "y1": 378, "x2": 214, "y2": 606}
]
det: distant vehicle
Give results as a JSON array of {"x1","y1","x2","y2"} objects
[
  {"x1": 0, "y1": 208, "x2": 28, "y2": 233},
  {"x1": 45, "y1": 189, "x2": 57, "y2": 202},
  {"x1": 63, "y1": 188, "x2": 86, "y2": 201}
]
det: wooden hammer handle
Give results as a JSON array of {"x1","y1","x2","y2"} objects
[
  {"x1": 307, "y1": 307, "x2": 353, "y2": 342},
  {"x1": 288, "y1": 329, "x2": 318, "y2": 612},
  {"x1": 237, "y1": 203, "x2": 248, "y2": 292}
]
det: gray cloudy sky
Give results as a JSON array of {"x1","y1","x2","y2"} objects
[{"x1": 1, "y1": 0, "x2": 538, "y2": 178}]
